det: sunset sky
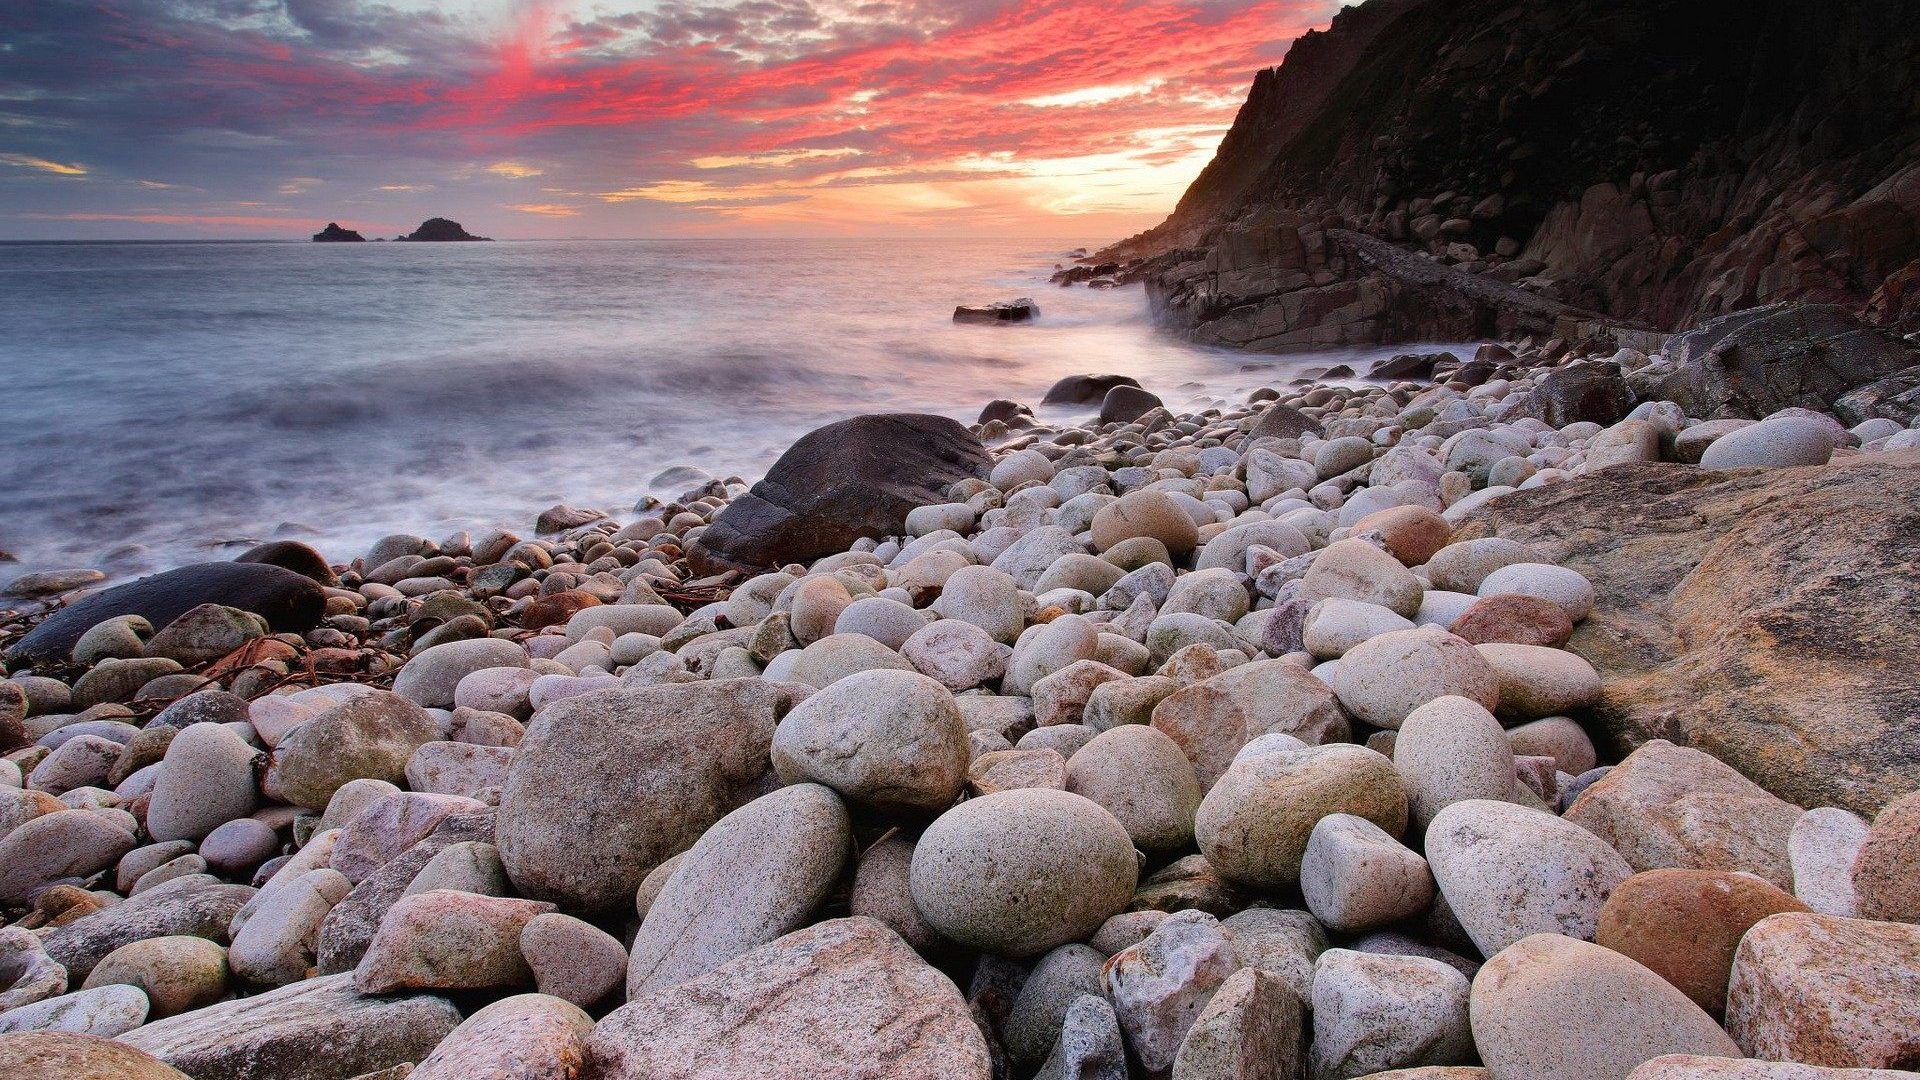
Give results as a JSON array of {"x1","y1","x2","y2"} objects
[{"x1": 0, "y1": 0, "x2": 1333, "y2": 239}]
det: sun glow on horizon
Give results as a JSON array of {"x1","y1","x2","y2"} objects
[{"x1": 0, "y1": 0, "x2": 1337, "y2": 239}]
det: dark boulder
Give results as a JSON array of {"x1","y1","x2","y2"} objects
[
  {"x1": 1455, "y1": 451, "x2": 1920, "y2": 817},
  {"x1": 1446, "y1": 360, "x2": 1499, "y2": 387},
  {"x1": 953, "y1": 298, "x2": 1038, "y2": 324},
  {"x1": 311, "y1": 223, "x2": 365, "y2": 243},
  {"x1": 1834, "y1": 363, "x2": 1920, "y2": 427},
  {"x1": 1243, "y1": 402, "x2": 1325, "y2": 444},
  {"x1": 399, "y1": 218, "x2": 491, "y2": 242},
  {"x1": 7, "y1": 563, "x2": 327, "y2": 666},
  {"x1": 234, "y1": 541, "x2": 336, "y2": 587},
  {"x1": 1634, "y1": 303, "x2": 1918, "y2": 419},
  {"x1": 1098, "y1": 385, "x2": 1165, "y2": 425},
  {"x1": 977, "y1": 399, "x2": 1033, "y2": 425},
  {"x1": 1368, "y1": 351, "x2": 1459, "y2": 380},
  {"x1": 1041, "y1": 374, "x2": 1142, "y2": 405},
  {"x1": 688, "y1": 414, "x2": 992, "y2": 574},
  {"x1": 1515, "y1": 361, "x2": 1635, "y2": 427}
]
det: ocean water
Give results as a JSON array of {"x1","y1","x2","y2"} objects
[{"x1": 0, "y1": 238, "x2": 1451, "y2": 585}]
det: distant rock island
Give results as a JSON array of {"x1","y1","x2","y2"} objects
[
  {"x1": 310, "y1": 222, "x2": 364, "y2": 242},
  {"x1": 397, "y1": 217, "x2": 492, "y2": 242}
]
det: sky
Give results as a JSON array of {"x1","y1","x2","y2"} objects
[{"x1": 0, "y1": 0, "x2": 1334, "y2": 239}]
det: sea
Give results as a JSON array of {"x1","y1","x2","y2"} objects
[{"x1": 0, "y1": 238, "x2": 1454, "y2": 587}]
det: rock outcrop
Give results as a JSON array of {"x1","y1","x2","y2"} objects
[
  {"x1": 1456, "y1": 452, "x2": 1920, "y2": 816},
  {"x1": 1112, "y1": 0, "x2": 1920, "y2": 347},
  {"x1": 689, "y1": 413, "x2": 991, "y2": 574},
  {"x1": 310, "y1": 223, "x2": 364, "y2": 243},
  {"x1": 1635, "y1": 303, "x2": 1920, "y2": 422},
  {"x1": 398, "y1": 218, "x2": 491, "y2": 242}
]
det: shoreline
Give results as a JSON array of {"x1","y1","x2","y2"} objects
[{"x1": 2, "y1": 298, "x2": 1918, "y2": 1076}]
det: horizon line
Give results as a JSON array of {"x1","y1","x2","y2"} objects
[{"x1": 0, "y1": 234, "x2": 1114, "y2": 245}]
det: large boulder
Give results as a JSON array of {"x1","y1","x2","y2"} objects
[
  {"x1": 119, "y1": 972, "x2": 458, "y2": 1080},
  {"x1": 1455, "y1": 453, "x2": 1920, "y2": 816},
  {"x1": 496, "y1": 678, "x2": 784, "y2": 914},
  {"x1": 8, "y1": 562, "x2": 326, "y2": 665},
  {"x1": 689, "y1": 414, "x2": 991, "y2": 574},
  {"x1": 585, "y1": 917, "x2": 991, "y2": 1079},
  {"x1": 0, "y1": 1033, "x2": 191, "y2": 1079},
  {"x1": 1643, "y1": 303, "x2": 1918, "y2": 419}
]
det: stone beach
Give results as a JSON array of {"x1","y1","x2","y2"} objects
[{"x1": 2, "y1": 307, "x2": 1919, "y2": 1080}]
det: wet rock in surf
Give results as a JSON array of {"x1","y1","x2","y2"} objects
[
  {"x1": 234, "y1": 541, "x2": 337, "y2": 587},
  {"x1": 7, "y1": 562, "x2": 326, "y2": 665},
  {"x1": 953, "y1": 297, "x2": 1039, "y2": 324},
  {"x1": 1042, "y1": 373, "x2": 1143, "y2": 405},
  {"x1": 688, "y1": 413, "x2": 990, "y2": 574}
]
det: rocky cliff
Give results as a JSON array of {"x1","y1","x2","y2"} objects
[{"x1": 1117, "y1": 0, "x2": 1920, "y2": 349}]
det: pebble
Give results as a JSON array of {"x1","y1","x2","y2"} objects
[
  {"x1": 409, "y1": 993, "x2": 593, "y2": 1080},
  {"x1": 1195, "y1": 743, "x2": 1406, "y2": 888},
  {"x1": 1425, "y1": 539, "x2": 1541, "y2": 594},
  {"x1": 1092, "y1": 490, "x2": 1200, "y2": 556},
  {"x1": 119, "y1": 971, "x2": 459, "y2": 1080},
  {"x1": 267, "y1": 691, "x2": 440, "y2": 810},
  {"x1": 403, "y1": 741, "x2": 513, "y2": 800},
  {"x1": 330, "y1": 790, "x2": 484, "y2": 883},
  {"x1": 1299, "y1": 538, "x2": 1425, "y2": 617},
  {"x1": 1170, "y1": 965, "x2": 1301, "y2": 1080},
  {"x1": 1102, "y1": 910, "x2": 1242, "y2": 1073},
  {"x1": 146, "y1": 722, "x2": 260, "y2": 842},
  {"x1": 1849, "y1": 789, "x2": 1920, "y2": 922},
  {"x1": 1474, "y1": 642, "x2": 1602, "y2": 717},
  {"x1": 1596, "y1": 868, "x2": 1809, "y2": 1018},
  {"x1": 402, "y1": 839, "x2": 510, "y2": 897},
  {"x1": 1451, "y1": 593, "x2": 1574, "y2": 647},
  {"x1": 353, "y1": 889, "x2": 554, "y2": 993},
  {"x1": 27, "y1": 735, "x2": 122, "y2": 796},
  {"x1": 0, "y1": 809, "x2": 137, "y2": 906},
  {"x1": 392, "y1": 637, "x2": 528, "y2": 708},
  {"x1": 1312, "y1": 948, "x2": 1473, "y2": 1080},
  {"x1": 1725, "y1": 912, "x2": 1920, "y2": 1068},
  {"x1": 1425, "y1": 799, "x2": 1633, "y2": 957},
  {"x1": 0, "y1": 984, "x2": 151, "y2": 1037},
  {"x1": 1477, "y1": 562, "x2": 1596, "y2": 622},
  {"x1": 970, "y1": 747, "x2": 1067, "y2": 792},
  {"x1": 585, "y1": 917, "x2": 991, "y2": 1079},
  {"x1": 495, "y1": 677, "x2": 783, "y2": 914},
  {"x1": 1698, "y1": 415, "x2": 1837, "y2": 469},
  {"x1": 1333, "y1": 627, "x2": 1501, "y2": 729},
  {"x1": 1564, "y1": 739, "x2": 1798, "y2": 889},
  {"x1": 1785, "y1": 808, "x2": 1870, "y2": 919},
  {"x1": 80, "y1": 935, "x2": 228, "y2": 1018},
  {"x1": 1470, "y1": 933, "x2": 1741, "y2": 1080},
  {"x1": 1505, "y1": 715, "x2": 1598, "y2": 776},
  {"x1": 909, "y1": 788, "x2": 1138, "y2": 957},
  {"x1": 771, "y1": 669, "x2": 969, "y2": 813},
  {"x1": 1394, "y1": 695, "x2": 1516, "y2": 827},
  {"x1": 626, "y1": 783, "x2": 850, "y2": 997},
  {"x1": 848, "y1": 836, "x2": 942, "y2": 953},
  {"x1": 1301, "y1": 812, "x2": 1436, "y2": 933},
  {"x1": 1006, "y1": 944, "x2": 1108, "y2": 1066},
  {"x1": 198, "y1": 817, "x2": 279, "y2": 874},
  {"x1": 1063, "y1": 724, "x2": 1202, "y2": 853},
  {"x1": 228, "y1": 867, "x2": 351, "y2": 986},
  {"x1": 1036, "y1": 993, "x2": 1128, "y2": 1080}
]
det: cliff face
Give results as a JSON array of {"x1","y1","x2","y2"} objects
[{"x1": 1122, "y1": 0, "x2": 1920, "y2": 349}]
